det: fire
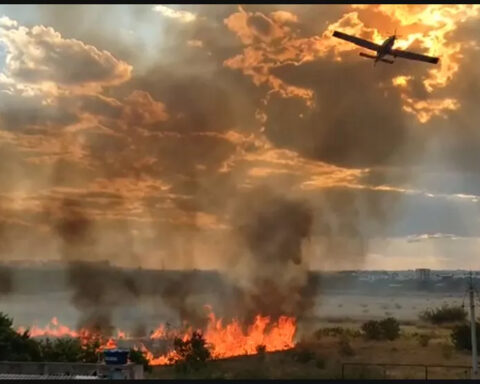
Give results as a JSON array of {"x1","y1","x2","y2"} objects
[
  {"x1": 18, "y1": 310, "x2": 297, "y2": 366},
  {"x1": 116, "y1": 330, "x2": 128, "y2": 340},
  {"x1": 17, "y1": 317, "x2": 121, "y2": 353},
  {"x1": 17, "y1": 317, "x2": 80, "y2": 339},
  {"x1": 204, "y1": 312, "x2": 296, "y2": 358},
  {"x1": 138, "y1": 343, "x2": 181, "y2": 366}
]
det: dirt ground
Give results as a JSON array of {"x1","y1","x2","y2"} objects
[
  {"x1": 0, "y1": 290, "x2": 473, "y2": 379},
  {"x1": 147, "y1": 321, "x2": 473, "y2": 379}
]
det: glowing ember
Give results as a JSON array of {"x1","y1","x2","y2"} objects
[{"x1": 18, "y1": 310, "x2": 297, "y2": 366}]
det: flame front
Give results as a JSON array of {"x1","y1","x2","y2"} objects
[
  {"x1": 18, "y1": 317, "x2": 80, "y2": 339},
  {"x1": 17, "y1": 310, "x2": 297, "y2": 366},
  {"x1": 204, "y1": 312, "x2": 296, "y2": 358}
]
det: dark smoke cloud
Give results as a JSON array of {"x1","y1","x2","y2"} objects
[
  {"x1": 0, "y1": 266, "x2": 12, "y2": 296},
  {"x1": 52, "y1": 198, "x2": 141, "y2": 334},
  {"x1": 223, "y1": 186, "x2": 316, "y2": 324},
  {"x1": 268, "y1": 60, "x2": 414, "y2": 168},
  {"x1": 2, "y1": 4, "x2": 480, "y2": 331}
]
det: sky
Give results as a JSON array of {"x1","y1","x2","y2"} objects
[{"x1": 1, "y1": 4, "x2": 480, "y2": 271}]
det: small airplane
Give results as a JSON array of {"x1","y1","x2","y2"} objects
[{"x1": 332, "y1": 30, "x2": 440, "y2": 66}]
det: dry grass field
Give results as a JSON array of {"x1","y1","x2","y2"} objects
[{"x1": 147, "y1": 320, "x2": 473, "y2": 379}]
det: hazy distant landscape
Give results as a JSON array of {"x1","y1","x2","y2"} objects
[
  {"x1": 0, "y1": 262, "x2": 474, "y2": 331},
  {"x1": 0, "y1": 262, "x2": 477, "y2": 379}
]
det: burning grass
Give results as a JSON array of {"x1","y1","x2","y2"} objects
[{"x1": 16, "y1": 308, "x2": 297, "y2": 367}]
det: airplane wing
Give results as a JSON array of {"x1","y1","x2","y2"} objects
[
  {"x1": 332, "y1": 30, "x2": 381, "y2": 52},
  {"x1": 390, "y1": 49, "x2": 439, "y2": 64}
]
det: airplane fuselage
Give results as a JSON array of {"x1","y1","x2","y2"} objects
[
  {"x1": 376, "y1": 36, "x2": 396, "y2": 63},
  {"x1": 332, "y1": 29, "x2": 440, "y2": 66}
]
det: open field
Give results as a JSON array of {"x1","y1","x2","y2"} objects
[
  {"x1": 147, "y1": 323, "x2": 473, "y2": 379},
  {"x1": 0, "y1": 290, "x2": 465, "y2": 330},
  {"x1": 1, "y1": 291, "x2": 472, "y2": 379},
  {"x1": 0, "y1": 291, "x2": 463, "y2": 329},
  {"x1": 0, "y1": 267, "x2": 474, "y2": 379}
]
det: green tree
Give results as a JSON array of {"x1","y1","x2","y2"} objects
[
  {"x1": 379, "y1": 317, "x2": 400, "y2": 340},
  {"x1": 38, "y1": 337, "x2": 101, "y2": 363},
  {"x1": 361, "y1": 320, "x2": 383, "y2": 340},
  {"x1": 172, "y1": 331, "x2": 211, "y2": 373},
  {"x1": 129, "y1": 348, "x2": 152, "y2": 373},
  {"x1": 420, "y1": 305, "x2": 467, "y2": 324},
  {"x1": 451, "y1": 322, "x2": 480, "y2": 351},
  {"x1": 0, "y1": 312, "x2": 42, "y2": 362},
  {"x1": 361, "y1": 317, "x2": 400, "y2": 341}
]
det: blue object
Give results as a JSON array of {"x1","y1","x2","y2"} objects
[{"x1": 103, "y1": 349, "x2": 129, "y2": 365}]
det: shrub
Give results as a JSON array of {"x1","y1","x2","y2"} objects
[
  {"x1": 338, "y1": 335, "x2": 354, "y2": 356},
  {"x1": 418, "y1": 333, "x2": 431, "y2": 347},
  {"x1": 361, "y1": 317, "x2": 400, "y2": 341},
  {"x1": 0, "y1": 311, "x2": 151, "y2": 370},
  {"x1": 39, "y1": 336, "x2": 104, "y2": 363},
  {"x1": 129, "y1": 348, "x2": 152, "y2": 373},
  {"x1": 293, "y1": 346, "x2": 315, "y2": 364},
  {"x1": 39, "y1": 338, "x2": 83, "y2": 362},
  {"x1": 0, "y1": 312, "x2": 42, "y2": 362},
  {"x1": 451, "y1": 322, "x2": 480, "y2": 351},
  {"x1": 172, "y1": 331, "x2": 211, "y2": 373},
  {"x1": 420, "y1": 305, "x2": 467, "y2": 324},
  {"x1": 379, "y1": 317, "x2": 400, "y2": 341},
  {"x1": 315, "y1": 327, "x2": 361, "y2": 339},
  {"x1": 361, "y1": 320, "x2": 383, "y2": 340}
]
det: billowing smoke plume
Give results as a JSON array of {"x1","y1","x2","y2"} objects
[
  {"x1": 54, "y1": 198, "x2": 141, "y2": 334},
  {"x1": 223, "y1": 186, "x2": 316, "y2": 324},
  {"x1": 0, "y1": 266, "x2": 12, "y2": 296},
  {"x1": 2, "y1": 4, "x2": 480, "y2": 335}
]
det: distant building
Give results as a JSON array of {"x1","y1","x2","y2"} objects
[{"x1": 415, "y1": 268, "x2": 431, "y2": 281}]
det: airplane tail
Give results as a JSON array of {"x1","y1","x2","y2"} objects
[
  {"x1": 359, "y1": 52, "x2": 394, "y2": 64},
  {"x1": 379, "y1": 58, "x2": 394, "y2": 64},
  {"x1": 359, "y1": 52, "x2": 377, "y2": 60}
]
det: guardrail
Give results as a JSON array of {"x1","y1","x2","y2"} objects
[{"x1": 341, "y1": 362, "x2": 473, "y2": 380}]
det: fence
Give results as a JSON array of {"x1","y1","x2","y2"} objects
[
  {"x1": 341, "y1": 362, "x2": 472, "y2": 380},
  {"x1": 0, "y1": 361, "x2": 143, "y2": 379}
]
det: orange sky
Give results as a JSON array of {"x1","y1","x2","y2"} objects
[{"x1": 1, "y1": 5, "x2": 480, "y2": 271}]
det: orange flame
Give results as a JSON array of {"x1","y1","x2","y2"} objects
[
  {"x1": 18, "y1": 317, "x2": 80, "y2": 339},
  {"x1": 18, "y1": 310, "x2": 297, "y2": 366},
  {"x1": 204, "y1": 312, "x2": 296, "y2": 359}
]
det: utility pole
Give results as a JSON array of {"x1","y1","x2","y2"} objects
[{"x1": 468, "y1": 271, "x2": 478, "y2": 379}]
